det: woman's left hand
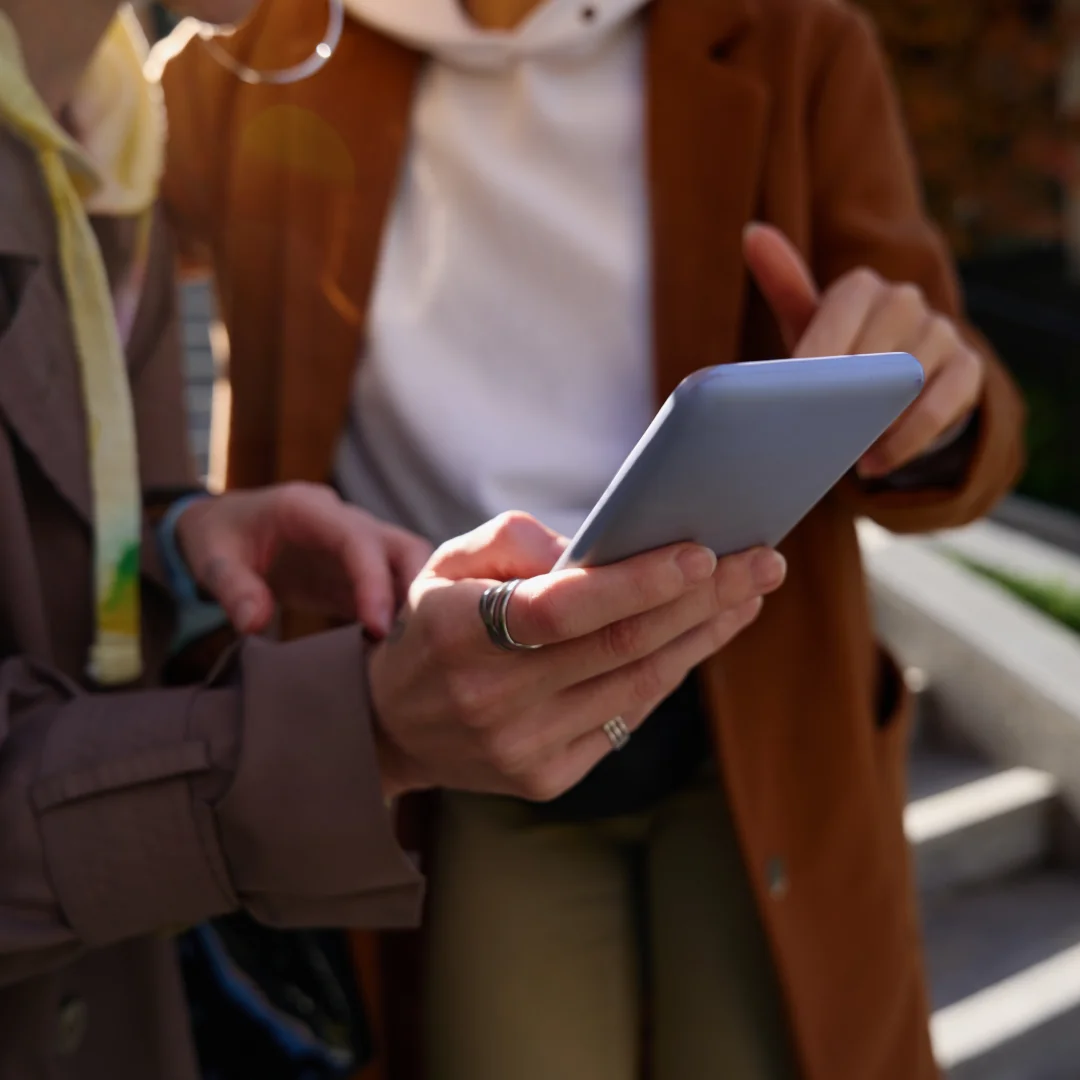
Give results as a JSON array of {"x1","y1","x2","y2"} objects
[{"x1": 174, "y1": 483, "x2": 434, "y2": 637}]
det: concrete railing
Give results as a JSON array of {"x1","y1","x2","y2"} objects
[
  {"x1": 993, "y1": 495, "x2": 1080, "y2": 558},
  {"x1": 862, "y1": 520, "x2": 1080, "y2": 818}
]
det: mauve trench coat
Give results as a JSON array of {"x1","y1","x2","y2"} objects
[{"x1": 0, "y1": 128, "x2": 424, "y2": 1080}]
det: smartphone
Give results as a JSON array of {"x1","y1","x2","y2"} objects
[{"x1": 553, "y1": 353, "x2": 924, "y2": 570}]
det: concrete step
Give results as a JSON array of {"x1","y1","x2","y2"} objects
[
  {"x1": 925, "y1": 873, "x2": 1080, "y2": 1080},
  {"x1": 907, "y1": 752, "x2": 1059, "y2": 897},
  {"x1": 902, "y1": 670, "x2": 1080, "y2": 1076}
]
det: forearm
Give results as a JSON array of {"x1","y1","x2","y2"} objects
[{"x1": 0, "y1": 627, "x2": 422, "y2": 989}]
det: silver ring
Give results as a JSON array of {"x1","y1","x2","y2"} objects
[
  {"x1": 603, "y1": 717, "x2": 631, "y2": 751},
  {"x1": 479, "y1": 579, "x2": 543, "y2": 652},
  {"x1": 197, "y1": 0, "x2": 345, "y2": 85}
]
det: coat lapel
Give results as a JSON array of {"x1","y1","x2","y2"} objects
[
  {"x1": 647, "y1": 0, "x2": 770, "y2": 401},
  {"x1": 0, "y1": 134, "x2": 92, "y2": 523},
  {"x1": 277, "y1": 22, "x2": 422, "y2": 486}
]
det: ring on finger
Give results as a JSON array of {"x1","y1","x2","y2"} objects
[
  {"x1": 479, "y1": 579, "x2": 544, "y2": 652},
  {"x1": 603, "y1": 716, "x2": 631, "y2": 751}
]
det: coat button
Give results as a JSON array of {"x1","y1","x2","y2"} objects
[
  {"x1": 55, "y1": 995, "x2": 88, "y2": 1056},
  {"x1": 766, "y1": 857, "x2": 789, "y2": 899}
]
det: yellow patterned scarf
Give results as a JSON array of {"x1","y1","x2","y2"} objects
[{"x1": 0, "y1": 7, "x2": 164, "y2": 684}]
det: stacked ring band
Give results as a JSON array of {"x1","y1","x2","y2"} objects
[{"x1": 479, "y1": 579, "x2": 544, "y2": 652}]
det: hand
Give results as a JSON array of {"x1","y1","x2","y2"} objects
[
  {"x1": 744, "y1": 223, "x2": 984, "y2": 478},
  {"x1": 369, "y1": 512, "x2": 787, "y2": 801},
  {"x1": 175, "y1": 483, "x2": 433, "y2": 637}
]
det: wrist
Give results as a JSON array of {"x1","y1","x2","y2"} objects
[
  {"x1": 158, "y1": 493, "x2": 215, "y2": 603},
  {"x1": 373, "y1": 725, "x2": 421, "y2": 802},
  {"x1": 368, "y1": 645, "x2": 420, "y2": 801},
  {"x1": 170, "y1": 494, "x2": 217, "y2": 575},
  {"x1": 376, "y1": 747, "x2": 408, "y2": 803}
]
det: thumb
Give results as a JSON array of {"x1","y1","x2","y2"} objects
[
  {"x1": 428, "y1": 512, "x2": 569, "y2": 582},
  {"x1": 743, "y1": 223, "x2": 820, "y2": 352},
  {"x1": 199, "y1": 557, "x2": 276, "y2": 634}
]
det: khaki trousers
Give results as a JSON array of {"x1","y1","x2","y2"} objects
[{"x1": 423, "y1": 772, "x2": 800, "y2": 1080}]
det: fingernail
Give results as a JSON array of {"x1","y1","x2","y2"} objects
[
  {"x1": 677, "y1": 546, "x2": 718, "y2": 584},
  {"x1": 375, "y1": 603, "x2": 394, "y2": 636},
  {"x1": 236, "y1": 600, "x2": 257, "y2": 632},
  {"x1": 752, "y1": 550, "x2": 787, "y2": 590}
]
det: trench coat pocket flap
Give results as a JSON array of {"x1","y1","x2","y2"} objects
[{"x1": 32, "y1": 740, "x2": 211, "y2": 812}]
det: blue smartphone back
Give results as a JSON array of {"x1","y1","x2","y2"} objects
[{"x1": 555, "y1": 352, "x2": 924, "y2": 570}]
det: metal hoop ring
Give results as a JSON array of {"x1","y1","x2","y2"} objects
[
  {"x1": 603, "y1": 717, "x2": 631, "y2": 751},
  {"x1": 197, "y1": 0, "x2": 345, "y2": 86},
  {"x1": 479, "y1": 579, "x2": 543, "y2": 652}
]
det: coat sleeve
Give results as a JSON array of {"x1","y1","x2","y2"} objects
[
  {"x1": 0, "y1": 628, "x2": 423, "y2": 990},
  {"x1": 808, "y1": 5, "x2": 1027, "y2": 534},
  {"x1": 0, "y1": 209, "x2": 421, "y2": 990}
]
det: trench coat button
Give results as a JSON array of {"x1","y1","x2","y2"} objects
[
  {"x1": 766, "y1": 857, "x2": 789, "y2": 899},
  {"x1": 54, "y1": 995, "x2": 88, "y2": 1056}
]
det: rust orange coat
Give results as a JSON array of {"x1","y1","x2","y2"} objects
[{"x1": 160, "y1": 1, "x2": 1026, "y2": 1077}]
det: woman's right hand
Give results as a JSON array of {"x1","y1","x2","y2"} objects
[{"x1": 369, "y1": 512, "x2": 786, "y2": 801}]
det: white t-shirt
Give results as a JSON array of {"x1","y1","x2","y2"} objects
[{"x1": 335, "y1": 0, "x2": 655, "y2": 543}]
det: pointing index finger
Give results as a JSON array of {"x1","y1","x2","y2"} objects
[{"x1": 793, "y1": 268, "x2": 885, "y2": 360}]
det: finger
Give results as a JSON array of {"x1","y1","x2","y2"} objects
[
  {"x1": 853, "y1": 313, "x2": 959, "y2": 476},
  {"x1": 849, "y1": 283, "x2": 935, "y2": 365},
  {"x1": 338, "y1": 530, "x2": 400, "y2": 637},
  {"x1": 265, "y1": 545, "x2": 357, "y2": 620},
  {"x1": 385, "y1": 528, "x2": 436, "y2": 602},
  {"x1": 200, "y1": 556, "x2": 275, "y2": 634},
  {"x1": 793, "y1": 268, "x2": 886, "y2": 359},
  {"x1": 427, "y1": 511, "x2": 568, "y2": 582},
  {"x1": 417, "y1": 540, "x2": 774, "y2": 683},
  {"x1": 553, "y1": 591, "x2": 766, "y2": 742},
  {"x1": 743, "y1": 223, "x2": 821, "y2": 351},
  {"x1": 858, "y1": 349, "x2": 982, "y2": 477},
  {"x1": 517, "y1": 597, "x2": 767, "y2": 800},
  {"x1": 503, "y1": 542, "x2": 725, "y2": 649},
  {"x1": 527, "y1": 546, "x2": 784, "y2": 692},
  {"x1": 268, "y1": 490, "x2": 403, "y2": 635}
]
